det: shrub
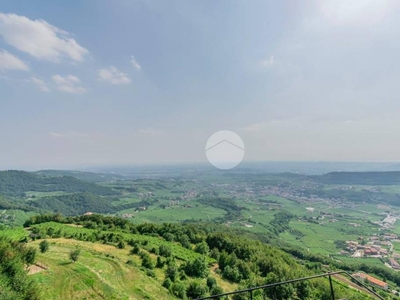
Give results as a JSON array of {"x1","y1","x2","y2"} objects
[
  {"x1": 171, "y1": 282, "x2": 186, "y2": 299},
  {"x1": 186, "y1": 281, "x2": 209, "y2": 299},
  {"x1": 117, "y1": 241, "x2": 125, "y2": 249},
  {"x1": 69, "y1": 249, "x2": 81, "y2": 263},
  {"x1": 195, "y1": 241, "x2": 209, "y2": 255},
  {"x1": 159, "y1": 244, "x2": 172, "y2": 257},
  {"x1": 163, "y1": 278, "x2": 172, "y2": 289},
  {"x1": 206, "y1": 276, "x2": 217, "y2": 289},
  {"x1": 141, "y1": 253, "x2": 154, "y2": 269},
  {"x1": 39, "y1": 240, "x2": 50, "y2": 253}
]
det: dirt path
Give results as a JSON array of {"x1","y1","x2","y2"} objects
[{"x1": 28, "y1": 264, "x2": 47, "y2": 275}]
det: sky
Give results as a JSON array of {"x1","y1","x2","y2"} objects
[{"x1": 1, "y1": 0, "x2": 400, "y2": 169}]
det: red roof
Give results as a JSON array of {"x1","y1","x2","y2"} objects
[{"x1": 354, "y1": 273, "x2": 387, "y2": 288}]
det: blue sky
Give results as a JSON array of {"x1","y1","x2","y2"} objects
[{"x1": 1, "y1": 0, "x2": 400, "y2": 169}]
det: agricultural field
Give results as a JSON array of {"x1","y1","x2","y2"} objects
[{"x1": 92, "y1": 174, "x2": 400, "y2": 269}]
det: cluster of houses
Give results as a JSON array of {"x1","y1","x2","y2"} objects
[{"x1": 346, "y1": 237, "x2": 393, "y2": 257}]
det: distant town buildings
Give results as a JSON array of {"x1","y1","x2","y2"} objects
[
  {"x1": 390, "y1": 258, "x2": 400, "y2": 270},
  {"x1": 352, "y1": 272, "x2": 388, "y2": 290}
]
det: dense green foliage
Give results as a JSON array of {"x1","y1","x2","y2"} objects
[
  {"x1": 0, "y1": 237, "x2": 40, "y2": 300},
  {"x1": 28, "y1": 192, "x2": 115, "y2": 215},
  {"x1": 24, "y1": 213, "x2": 378, "y2": 299},
  {"x1": 0, "y1": 195, "x2": 37, "y2": 212}
]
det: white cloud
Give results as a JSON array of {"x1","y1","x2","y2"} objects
[
  {"x1": 131, "y1": 55, "x2": 141, "y2": 70},
  {"x1": 316, "y1": 0, "x2": 397, "y2": 27},
  {"x1": 137, "y1": 129, "x2": 164, "y2": 137},
  {"x1": 52, "y1": 74, "x2": 86, "y2": 94},
  {"x1": 260, "y1": 56, "x2": 275, "y2": 67},
  {"x1": 98, "y1": 66, "x2": 131, "y2": 85},
  {"x1": 48, "y1": 131, "x2": 89, "y2": 139},
  {"x1": 30, "y1": 76, "x2": 50, "y2": 92},
  {"x1": 0, "y1": 49, "x2": 29, "y2": 71},
  {"x1": 0, "y1": 12, "x2": 89, "y2": 63}
]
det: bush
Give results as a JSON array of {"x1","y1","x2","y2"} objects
[
  {"x1": 159, "y1": 244, "x2": 172, "y2": 257},
  {"x1": 171, "y1": 282, "x2": 186, "y2": 299},
  {"x1": 163, "y1": 278, "x2": 172, "y2": 289},
  {"x1": 117, "y1": 241, "x2": 125, "y2": 249},
  {"x1": 145, "y1": 268, "x2": 156, "y2": 277},
  {"x1": 156, "y1": 256, "x2": 165, "y2": 268},
  {"x1": 39, "y1": 240, "x2": 50, "y2": 253},
  {"x1": 24, "y1": 247, "x2": 37, "y2": 265},
  {"x1": 165, "y1": 262, "x2": 179, "y2": 282},
  {"x1": 130, "y1": 244, "x2": 140, "y2": 254},
  {"x1": 185, "y1": 257, "x2": 209, "y2": 278},
  {"x1": 141, "y1": 253, "x2": 154, "y2": 269},
  {"x1": 126, "y1": 259, "x2": 135, "y2": 266},
  {"x1": 206, "y1": 276, "x2": 217, "y2": 289},
  {"x1": 211, "y1": 285, "x2": 224, "y2": 296},
  {"x1": 163, "y1": 233, "x2": 175, "y2": 242},
  {"x1": 195, "y1": 241, "x2": 209, "y2": 255},
  {"x1": 69, "y1": 249, "x2": 81, "y2": 263},
  {"x1": 186, "y1": 281, "x2": 209, "y2": 299}
]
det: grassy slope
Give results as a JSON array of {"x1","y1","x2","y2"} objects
[{"x1": 30, "y1": 238, "x2": 174, "y2": 300}]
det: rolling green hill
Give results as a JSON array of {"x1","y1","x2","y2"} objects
[
  {"x1": 12, "y1": 214, "x2": 379, "y2": 299},
  {"x1": 28, "y1": 192, "x2": 116, "y2": 216},
  {"x1": 35, "y1": 170, "x2": 126, "y2": 183},
  {"x1": 0, "y1": 170, "x2": 117, "y2": 197}
]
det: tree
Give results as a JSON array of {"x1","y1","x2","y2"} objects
[
  {"x1": 159, "y1": 244, "x2": 172, "y2": 257},
  {"x1": 211, "y1": 285, "x2": 224, "y2": 296},
  {"x1": 171, "y1": 282, "x2": 186, "y2": 299},
  {"x1": 69, "y1": 249, "x2": 81, "y2": 263},
  {"x1": 156, "y1": 256, "x2": 165, "y2": 268},
  {"x1": 117, "y1": 240, "x2": 125, "y2": 249},
  {"x1": 163, "y1": 233, "x2": 175, "y2": 242},
  {"x1": 24, "y1": 247, "x2": 37, "y2": 265},
  {"x1": 186, "y1": 281, "x2": 209, "y2": 299},
  {"x1": 130, "y1": 243, "x2": 140, "y2": 254},
  {"x1": 210, "y1": 248, "x2": 220, "y2": 260},
  {"x1": 39, "y1": 240, "x2": 49, "y2": 253},
  {"x1": 206, "y1": 276, "x2": 217, "y2": 289},
  {"x1": 141, "y1": 253, "x2": 154, "y2": 269},
  {"x1": 185, "y1": 257, "x2": 209, "y2": 278},
  {"x1": 195, "y1": 241, "x2": 210, "y2": 255},
  {"x1": 179, "y1": 234, "x2": 191, "y2": 249},
  {"x1": 163, "y1": 278, "x2": 172, "y2": 289},
  {"x1": 165, "y1": 261, "x2": 179, "y2": 282}
]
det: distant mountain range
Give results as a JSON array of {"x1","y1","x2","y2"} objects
[{"x1": 315, "y1": 171, "x2": 400, "y2": 185}]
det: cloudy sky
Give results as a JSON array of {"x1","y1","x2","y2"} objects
[{"x1": 1, "y1": 0, "x2": 400, "y2": 169}]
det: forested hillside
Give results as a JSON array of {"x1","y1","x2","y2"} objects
[
  {"x1": 19, "y1": 213, "x2": 378, "y2": 299},
  {"x1": 28, "y1": 192, "x2": 116, "y2": 216},
  {"x1": 35, "y1": 170, "x2": 126, "y2": 183},
  {"x1": 0, "y1": 170, "x2": 117, "y2": 197}
]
